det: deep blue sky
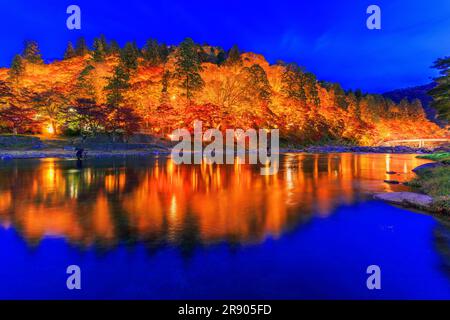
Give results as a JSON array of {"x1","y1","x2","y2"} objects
[{"x1": 0, "y1": 0, "x2": 449, "y2": 93}]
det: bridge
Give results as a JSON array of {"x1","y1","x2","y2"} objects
[{"x1": 382, "y1": 138, "x2": 450, "y2": 148}]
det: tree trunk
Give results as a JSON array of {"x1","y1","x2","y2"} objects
[
  {"x1": 51, "y1": 121, "x2": 57, "y2": 135},
  {"x1": 186, "y1": 76, "x2": 190, "y2": 103}
]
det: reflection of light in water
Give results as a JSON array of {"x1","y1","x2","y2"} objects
[
  {"x1": 385, "y1": 154, "x2": 391, "y2": 172},
  {"x1": 92, "y1": 192, "x2": 114, "y2": 240},
  {"x1": 84, "y1": 168, "x2": 92, "y2": 185},
  {"x1": 284, "y1": 156, "x2": 294, "y2": 191},
  {"x1": 0, "y1": 191, "x2": 11, "y2": 213},
  {"x1": 404, "y1": 162, "x2": 408, "y2": 173},
  {"x1": 384, "y1": 154, "x2": 392, "y2": 191},
  {"x1": 154, "y1": 160, "x2": 160, "y2": 178},
  {"x1": 314, "y1": 154, "x2": 319, "y2": 179},
  {"x1": 119, "y1": 173, "x2": 126, "y2": 190},
  {"x1": 167, "y1": 159, "x2": 174, "y2": 183},
  {"x1": 0, "y1": 154, "x2": 432, "y2": 248},
  {"x1": 167, "y1": 194, "x2": 179, "y2": 243},
  {"x1": 69, "y1": 185, "x2": 77, "y2": 199},
  {"x1": 105, "y1": 175, "x2": 114, "y2": 192},
  {"x1": 191, "y1": 169, "x2": 197, "y2": 190},
  {"x1": 285, "y1": 162, "x2": 295, "y2": 205},
  {"x1": 45, "y1": 162, "x2": 55, "y2": 187},
  {"x1": 215, "y1": 166, "x2": 221, "y2": 188},
  {"x1": 234, "y1": 157, "x2": 241, "y2": 182},
  {"x1": 286, "y1": 167, "x2": 293, "y2": 187},
  {"x1": 170, "y1": 195, "x2": 177, "y2": 218}
]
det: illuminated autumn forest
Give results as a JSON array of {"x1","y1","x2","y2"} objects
[{"x1": 0, "y1": 36, "x2": 446, "y2": 145}]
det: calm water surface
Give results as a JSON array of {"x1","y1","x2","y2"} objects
[{"x1": 0, "y1": 153, "x2": 449, "y2": 299}]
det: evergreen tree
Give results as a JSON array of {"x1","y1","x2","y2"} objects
[
  {"x1": 64, "y1": 41, "x2": 76, "y2": 60},
  {"x1": 332, "y1": 83, "x2": 348, "y2": 109},
  {"x1": 74, "y1": 64, "x2": 96, "y2": 100},
  {"x1": 346, "y1": 92, "x2": 361, "y2": 119},
  {"x1": 245, "y1": 64, "x2": 271, "y2": 102},
  {"x1": 109, "y1": 40, "x2": 121, "y2": 55},
  {"x1": 216, "y1": 48, "x2": 226, "y2": 65},
  {"x1": 75, "y1": 37, "x2": 89, "y2": 56},
  {"x1": 8, "y1": 54, "x2": 25, "y2": 81},
  {"x1": 354, "y1": 89, "x2": 363, "y2": 100},
  {"x1": 99, "y1": 34, "x2": 110, "y2": 54},
  {"x1": 160, "y1": 70, "x2": 171, "y2": 104},
  {"x1": 360, "y1": 95, "x2": 380, "y2": 122},
  {"x1": 22, "y1": 40, "x2": 43, "y2": 64},
  {"x1": 281, "y1": 63, "x2": 306, "y2": 102},
  {"x1": 374, "y1": 95, "x2": 389, "y2": 119},
  {"x1": 429, "y1": 56, "x2": 450, "y2": 122},
  {"x1": 159, "y1": 43, "x2": 169, "y2": 64},
  {"x1": 120, "y1": 42, "x2": 139, "y2": 70},
  {"x1": 92, "y1": 37, "x2": 107, "y2": 62},
  {"x1": 132, "y1": 41, "x2": 141, "y2": 57},
  {"x1": 173, "y1": 38, "x2": 204, "y2": 101},
  {"x1": 104, "y1": 63, "x2": 131, "y2": 106},
  {"x1": 226, "y1": 44, "x2": 242, "y2": 66},
  {"x1": 104, "y1": 64, "x2": 141, "y2": 136},
  {"x1": 143, "y1": 39, "x2": 161, "y2": 66},
  {"x1": 304, "y1": 73, "x2": 320, "y2": 107}
]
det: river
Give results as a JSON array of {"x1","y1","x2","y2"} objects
[{"x1": 0, "y1": 153, "x2": 448, "y2": 299}]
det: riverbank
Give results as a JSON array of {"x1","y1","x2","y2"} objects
[
  {"x1": 0, "y1": 134, "x2": 172, "y2": 159},
  {"x1": 375, "y1": 153, "x2": 450, "y2": 215},
  {"x1": 2, "y1": 146, "x2": 448, "y2": 160},
  {"x1": 0, "y1": 148, "x2": 171, "y2": 160},
  {"x1": 1, "y1": 134, "x2": 449, "y2": 159}
]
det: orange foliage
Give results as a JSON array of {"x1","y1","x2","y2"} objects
[{"x1": 0, "y1": 48, "x2": 446, "y2": 145}]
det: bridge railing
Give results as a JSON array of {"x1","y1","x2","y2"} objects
[{"x1": 382, "y1": 139, "x2": 450, "y2": 147}]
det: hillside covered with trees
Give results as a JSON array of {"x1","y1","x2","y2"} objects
[{"x1": 0, "y1": 36, "x2": 446, "y2": 146}]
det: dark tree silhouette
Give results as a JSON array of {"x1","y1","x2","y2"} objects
[{"x1": 173, "y1": 38, "x2": 204, "y2": 102}]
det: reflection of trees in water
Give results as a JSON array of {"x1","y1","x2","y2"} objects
[
  {"x1": 0, "y1": 154, "x2": 430, "y2": 255},
  {"x1": 177, "y1": 211, "x2": 202, "y2": 258},
  {"x1": 433, "y1": 217, "x2": 450, "y2": 275}
]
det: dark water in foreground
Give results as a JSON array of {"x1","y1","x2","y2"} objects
[{"x1": 0, "y1": 153, "x2": 448, "y2": 299}]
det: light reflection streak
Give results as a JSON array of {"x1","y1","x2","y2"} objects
[{"x1": 0, "y1": 154, "x2": 431, "y2": 250}]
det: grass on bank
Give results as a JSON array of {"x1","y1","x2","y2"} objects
[
  {"x1": 411, "y1": 154, "x2": 450, "y2": 214},
  {"x1": 0, "y1": 134, "x2": 65, "y2": 150},
  {"x1": 417, "y1": 152, "x2": 450, "y2": 163}
]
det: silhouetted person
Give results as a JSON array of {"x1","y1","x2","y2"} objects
[
  {"x1": 75, "y1": 148, "x2": 84, "y2": 161},
  {"x1": 75, "y1": 148, "x2": 87, "y2": 169}
]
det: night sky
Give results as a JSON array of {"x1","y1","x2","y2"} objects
[{"x1": 0, "y1": 0, "x2": 449, "y2": 93}]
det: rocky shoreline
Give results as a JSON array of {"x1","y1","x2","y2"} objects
[
  {"x1": 374, "y1": 192, "x2": 434, "y2": 212},
  {"x1": 1, "y1": 134, "x2": 448, "y2": 159},
  {"x1": 0, "y1": 148, "x2": 171, "y2": 160},
  {"x1": 1, "y1": 144, "x2": 448, "y2": 160},
  {"x1": 374, "y1": 158, "x2": 449, "y2": 215}
]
